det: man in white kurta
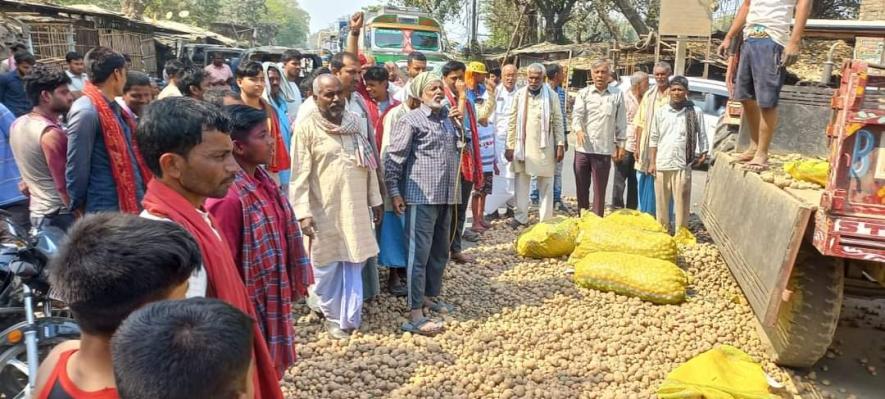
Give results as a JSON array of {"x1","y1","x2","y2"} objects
[
  {"x1": 505, "y1": 64, "x2": 565, "y2": 227},
  {"x1": 485, "y1": 64, "x2": 519, "y2": 216},
  {"x1": 290, "y1": 75, "x2": 382, "y2": 340}
]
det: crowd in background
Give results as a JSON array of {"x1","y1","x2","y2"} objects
[{"x1": 0, "y1": 10, "x2": 708, "y2": 397}]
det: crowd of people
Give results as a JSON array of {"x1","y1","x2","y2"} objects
[{"x1": 0, "y1": 0, "x2": 810, "y2": 394}]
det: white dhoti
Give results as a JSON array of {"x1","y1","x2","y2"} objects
[
  {"x1": 312, "y1": 261, "x2": 365, "y2": 330},
  {"x1": 485, "y1": 133, "x2": 516, "y2": 214}
]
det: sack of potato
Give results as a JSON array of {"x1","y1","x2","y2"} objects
[
  {"x1": 783, "y1": 159, "x2": 829, "y2": 187},
  {"x1": 573, "y1": 252, "x2": 688, "y2": 304},
  {"x1": 604, "y1": 209, "x2": 666, "y2": 233},
  {"x1": 657, "y1": 345, "x2": 779, "y2": 398},
  {"x1": 674, "y1": 227, "x2": 698, "y2": 246},
  {"x1": 516, "y1": 216, "x2": 579, "y2": 258},
  {"x1": 568, "y1": 221, "x2": 677, "y2": 264}
]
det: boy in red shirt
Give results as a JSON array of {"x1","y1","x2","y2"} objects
[{"x1": 34, "y1": 213, "x2": 202, "y2": 398}]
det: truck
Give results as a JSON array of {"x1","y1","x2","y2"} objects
[
  {"x1": 356, "y1": 5, "x2": 448, "y2": 71},
  {"x1": 701, "y1": 58, "x2": 885, "y2": 367}
]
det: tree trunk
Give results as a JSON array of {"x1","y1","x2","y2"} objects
[
  {"x1": 595, "y1": 2, "x2": 624, "y2": 44},
  {"x1": 121, "y1": 0, "x2": 148, "y2": 19},
  {"x1": 611, "y1": 0, "x2": 650, "y2": 36}
]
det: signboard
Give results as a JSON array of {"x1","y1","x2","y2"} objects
[
  {"x1": 855, "y1": 37, "x2": 885, "y2": 76},
  {"x1": 659, "y1": 0, "x2": 714, "y2": 36}
]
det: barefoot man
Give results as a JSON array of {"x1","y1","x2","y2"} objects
[{"x1": 719, "y1": 0, "x2": 811, "y2": 172}]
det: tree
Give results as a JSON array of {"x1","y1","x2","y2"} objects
[
  {"x1": 609, "y1": 0, "x2": 649, "y2": 36},
  {"x1": 533, "y1": 0, "x2": 579, "y2": 43},
  {"x1": 265, "y1": 0, "x2": 310, "y2": 46},
  {"x1": 396, "y1": 0, "x2": 464, "y2": 23}
]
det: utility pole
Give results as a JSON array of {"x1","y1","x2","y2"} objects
[{"x1": 469, "y1": 0, "x2": 479, "y2": 55}]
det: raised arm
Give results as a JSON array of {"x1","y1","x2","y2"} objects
[{"x1": 346, "y1": 12, "x2": 363, "y2": 56}]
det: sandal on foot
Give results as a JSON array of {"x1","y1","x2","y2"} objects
[
  {"x1": 426, "y1": 300, "x2": 454, "y2": 314},
  {"x1": 401, "y1": 317, "x2": 443, "y2": 336}
]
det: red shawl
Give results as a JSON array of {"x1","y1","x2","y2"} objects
[
  {"x1": 358, "y1": 87, "x2": 401, "y2": 149},
  {"x1": 262, "y1": 100, "x2": 291, "y2": 173},
  {"x1": 142, "y1": 180, "x2": 284, "y2": 399},
  {"x1": 445, "y1": 88, "x2": 484, "y2": 188},
  {"x1": 82, "y1": 82, "x2": 152, "y2": 213}
]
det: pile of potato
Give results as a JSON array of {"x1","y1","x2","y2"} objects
[
  {"x1": 758, "y1": 153, "x2": 827, "y2": 190},
  {"x1": 283, "y1": 215, "x2": 796, "y2": 398}
]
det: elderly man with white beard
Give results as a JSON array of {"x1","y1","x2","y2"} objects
[{"x1": 385, "y1": 72, "x2": 462, "y2": 336}]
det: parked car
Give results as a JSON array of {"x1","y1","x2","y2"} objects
[{"x1": 179, "y1": 44, "x2": 243, "y2": 67}]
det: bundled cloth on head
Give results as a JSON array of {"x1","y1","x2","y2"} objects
[
  {"x1": 82, "y1": 82, "x2": 152, "y2": 213},
  {"x1": 668, "y1": 76, "x2": 701, "y2": 164},
  {"x1": 513, "y1": 85, "x2": 552, "y2": 162},
  {"x1": 312, "y1": 111, "x2": 378, "y2": 170},
  {"x1": 444, "y1": 84, "x2": 484, "y2": 188}
]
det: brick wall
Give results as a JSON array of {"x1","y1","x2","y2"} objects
[{"x1": 859, "y1": 0, "x2": 885, "y2": 21}]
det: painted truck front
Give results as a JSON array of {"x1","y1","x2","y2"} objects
[{"x1": 360, "y1": 7, "x2": 447, "y2": 71}]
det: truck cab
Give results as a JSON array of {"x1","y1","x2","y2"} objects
[{"x1": 358, "y1": 5, "x2": 448, "y2": 70}]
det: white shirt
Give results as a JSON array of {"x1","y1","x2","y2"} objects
[
  {"x1": 140, "y1": 210, "x2": 210, "y2": 298},
  {"x1": 745, "y1": 0, "x2": 798, "y2": 47},
  {"x1": 493, "y1": 84, "x2": 519, "y2": 141},
  {"x1": 649, "y1": 105, "x2": 709, "y2": 171},
  {"x1": 66, "y1": 70, "x2": 87, "y2": 92},
  {"x1": 285, "y1": 79, "x2": 303, "y2": 125},
  {"x1": 571, "y1": 85, "x2": 627, "y2": 156},
  {"x1": 394, "y1": 80, "x2": 410, "y2": 103}
]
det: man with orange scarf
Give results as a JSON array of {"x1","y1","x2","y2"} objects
[
  {"x1": 67, "y1": 47, "x2": 151, "y2": 214},
  {"x1": 136, "y1": 97, "x2": 284, "y2": 399},
  {"x1": 441, "y1": 61, "x2": 483, "y2": 264},
  {"x1": 236, "y1": 61, "x2": 290, "y2": 187}
]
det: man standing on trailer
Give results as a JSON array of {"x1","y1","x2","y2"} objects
[{"x1": 718, "y1": 0, "x2": 811, "y2": 172}]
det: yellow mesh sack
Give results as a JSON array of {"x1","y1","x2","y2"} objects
[
  {"x1": 516, "y1": 216, "x2": 579, "y2": 258},
  {"x1": 603, "y1": 209, "x2": 666, "y2": 233},
  {"x1": 569, "y1": 222, "x2": 677, "y2": 264},
  {"x1": 674, "y1": 227, "x2": 697, "y2": 246},
  {"x1": 573, "y1": 252, "x2": 687, "y2": 304},
  {"x1": 657, "y1": 345, "x2": 779, "y2": 399},
  {"x1": 783, "y1": 159, "x2": 829, "y2": 187}
]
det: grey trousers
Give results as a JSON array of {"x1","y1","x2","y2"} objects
[
  {"x1": 449, "y1": 178, "x2": 473, "y2": 253},
  {"x1": 405, "y1": 204, "x2": 452, "y2": 310}
]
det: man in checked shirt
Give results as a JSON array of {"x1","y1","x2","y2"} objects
[{"x1": 384, "y1": 72, "x2": 461, "y2": 336}]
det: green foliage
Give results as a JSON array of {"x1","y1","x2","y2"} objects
[
  {"x1": 265, "y1": 0, "x2": 310, "y2": 46},
  {"x1": 395, "y1": 0, "x2": 464, "y2": 23}
]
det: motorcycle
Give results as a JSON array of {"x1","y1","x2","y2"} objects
[{"x1": 0, "y1": 212, "x2": 79, "y2": 398}]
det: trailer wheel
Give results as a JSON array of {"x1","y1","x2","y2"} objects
[{"x1": 765, "y1": 245, "x2": 844, "y2": 368}]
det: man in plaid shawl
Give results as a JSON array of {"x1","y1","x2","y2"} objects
[{"x1": 207, "y1": 104, "x2": 312, "y2": 373}]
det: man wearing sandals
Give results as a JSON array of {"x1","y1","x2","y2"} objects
[
  {"x1": 385, "y1": 72, "x2": 461, "y2": 336},
  {"x1": 718, "y1": 0, "x2": 811, "y2": 172},
  {"x1": 291, "y1": 74, "x2": 383, "y2": 340}
]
